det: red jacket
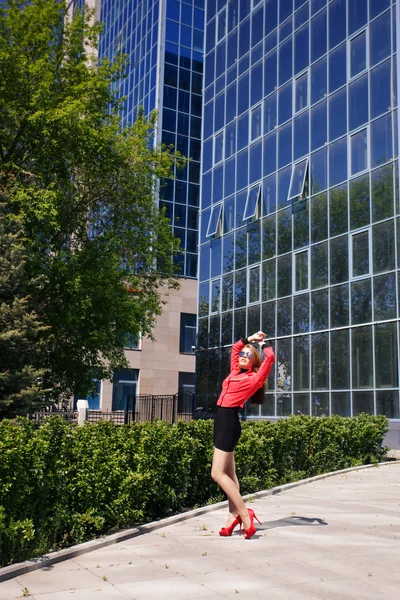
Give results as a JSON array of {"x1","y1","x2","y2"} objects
[{"x1": 217, "y1": 339, "x2": 275, "y2": 409}]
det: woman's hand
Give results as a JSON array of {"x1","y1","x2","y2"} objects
[{"x1": 248, "y1": 331, "x2": 266, "y2": 344}]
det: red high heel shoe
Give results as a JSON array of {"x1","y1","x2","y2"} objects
[
  {"x1": 244, "y1": 508, "x2": 262, "y2": 539},
  {"x1": 219, "y1": 514, "x2": 242, "y2": 537}
]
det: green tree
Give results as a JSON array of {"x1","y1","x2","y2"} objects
[
  {"x1": 0, "y1": 0, "x2": 184, "y2": 405},
  {"x1": 0, "y1": 194, "x2": 49, "y2": 417}
]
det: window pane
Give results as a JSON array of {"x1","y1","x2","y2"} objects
[
  {"x1": 235, "y1": 269, "x2": 247, "y2": 307},
  {"x1": 293, "y1": 199, "x2": 309, "y2": 249},
  {"x1": 211, "y1": 280, "x2": 221, "y2": 313},
  {"x1": 249, "y1": 267, "x2": 260, "y2": 303},
  {"x1": 370, "y1": 59, "x2": 391, "y2": 120},
  {"x1": 330, "y1": 185, "x2": 348, "y2": 236},
  {"x1": 352, "y1": 326, "x2": 373, "y2": 388},
  {"x1": 294, "y1": 111, "x2": 309, "y2": 161},
  {"x1": 370, "y1": 10, "x2": 391, "y2": 67},
  {"x1": 279, "y1": 37, "x2": 292, "y2": 85},
  {"x1": 374, "y1": 273, "x2": 396, "y2": 321},
  {"x1": 262, "y1": 214, "x2": 276, "y2": 259},
  {"x1": 277, "y1": 253, "x2": 292, "y2": 297},
  {"x1": 295, "y1": 72, "x2": 308, "y2": 112},
  {"x1": 353, "y1": 391, "x2": 374, "y2": 415},
  {"x1": 371, "y1": 113, "x2": 393, "y2": 168},
  {"x1": 277, "y1": 297, "x2": 292, "y2": 336},
  {"x1": 329, "y1": 87, "x2": 347, "y2": 141},
  {"x1": 376, "y1": 390, "x2": 399, "y2": 419},
  {"x1": 311, "y1": 333, "x2": 328, "y2": 390},
  {"x1": 331, "y1": 329, "x2": 350, "y2": 389},
  {"x1": 218, "y1": 8, "x2": 226, "y2": 41},
  {"x1": 234, "y1": 307, "x2": 246, "y2": 342},
  {"x1": 310, "y1": 147, "x2": 327, "y2": 194},
  {"x1": 311, "y1": 100, "x2": 327, "y2": 151},
  {"x1": 311, "y1": 192, "x2": 328, "y2": 243},
  {"x1": 221, "y1": 312, "x2": 233, "y2": 346},
  {"x1": 311, "y1": 57, "x2": 327, "y2": 105},
  {"x1": 293, "y1": 336, "x2": 310, "y2": 391},
  {"x1": 295, "y1": 251, "x2": 309, "y2": 291},
  {"x1": 215, "y1": 132, "x2": 224, "y2": 163},
  {"x1": 263, "y1": 132, "x2": 277, "y2": 176},
  {"x1": 352, "y1": 231, "x2": 370, "y2": 278},
  {"x1": 311, "y1": 8, "x2": 327, "y2": 62},
  {"x1": 222, "y1": 273, "x2": 234, "y2": 311},
  {"x1": 264, "y1": 93, "x2": 277, "y2": 134},
  {"x1": 350, "y1": 31, "x2": 366, "y2": 78},
  {"x1": 312, "y1": 392, "x2": 329, "y2": 416},
  {"x1": 373, "y1": 220, "x2": 395, "y2": 273},
  {"x1": 223, "y1": 199, "x2": 235, "y2": 235},
  {"x1": 277, "y1": 165, "x2": 292, "y2": 207},
  {"x1": 234, "y1": 226, "x2": 246, "y2": 268},
  {"x1": 250, "y1": 140, "x2": 262, "y2": 184},
  {"x1": 311, "y1": 242, "x2": 328, "y2": 289},
  {"x1": 262, "y1": 300, "x2": 276, "y2": 339},
  {"x1": 278, "y1": 81, "x2": 293, "y2": 125},
  {"x1": 276, "y1": 337, "x2": 292, "y2": 392},
  {"x1": 311, "y1": 289, "x2": 329, "y2": 331},
  {"x1": 353, "y1": 277, "x2": 374, "y2": 325},
  {"x1": 329, "y1": 136, "x2": 347, "y2": 186},
  {"x1": 329, "y1": 43, "x2": 347, "y2": 94},
  {"x1": 251, "y1": 105, "x2": 262, "y2": 140},
  {"x1": 330, "y1": 235, "x2": 348, "y2": 284},
  {"x1": 294, "y1": 393, "x2": 310, "y2": 416},
  {"x1": 330, "y1": 284, "x2": 349, "y2": 327},
  {"x1": 263, "y1": 174, "x2": 277, "y2": 216},
  {"x1": 262, "y1": 259, "x2": 276, "y2": 301},
  {"x1": 264, "y1": 49, "x2": 277, "y2": 96},
  {"x1": 293, "y1": 293, "x2": 309, "y2": 334},
  {"x1": 329, "y1": 0, "x2": 346, "y2": 50},
  {"x1": 349, "y1": 74, "x2": 368, "y2": 131},
  {"x1": 372, "y1": 165, "x2": 394, "y2": 223},
  {"x1": 277, "y1": 207, "x2": 292, "y2": 255},
  {"x1": 348, "y1": 0, "x2": 367, "y2": 36},
  {"x1": 331, "y1": 392, "x2": 350, "y2": 416},
  {"x1": 349, "y1": 174, "x2": 370, "y2": 230},
  {"x1": 294, "y1": 24, "x2": 309, "y2": 75},
  {"x1": 351, "y1": 129, "x2": 368, "y2": 175}
]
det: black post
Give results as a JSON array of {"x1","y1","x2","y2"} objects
[{"x1": 172, "y1": 393, "x2": 176, "y2": 424}]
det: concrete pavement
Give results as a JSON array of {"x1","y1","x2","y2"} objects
[{"x1": 1, "y1": 462, "x2": 400, "y2": 600}]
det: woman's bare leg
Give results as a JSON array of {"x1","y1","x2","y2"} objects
[
  {"x1": 225, "y1": 453, "x2": 240, "y2": 526},
  {"x1": 211, "y1": 448, "x2": 250, "y2": 530}
]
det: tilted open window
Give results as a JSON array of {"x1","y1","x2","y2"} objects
[
  {"x1": 288, "y1": 158, "x2": 309, "y2": 202},
  {"x1": 206, "y1": 203, "x2": 223, "y2": 237},
  {"x1": 243, "y1": 184, "x2": 261, "y2": 220}
]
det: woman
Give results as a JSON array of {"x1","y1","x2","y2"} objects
[{"x1": 211, "y1": 331, "x2": 275, "y2": 539}]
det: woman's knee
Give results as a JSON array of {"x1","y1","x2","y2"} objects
[{"x1": 211, "y1": 466, "x2": 222, "y2": 483}]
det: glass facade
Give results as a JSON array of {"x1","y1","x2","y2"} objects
[
  {"x1": 198, "y1": 0, "x2": 400, "y2": 419},
  {"x1": 98, "y1": 0, "x2": 205, "y2": 277}
]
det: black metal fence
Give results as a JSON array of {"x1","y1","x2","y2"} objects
[{"x1": 28, "y1": 391, "x2": 195, "y2": 426}]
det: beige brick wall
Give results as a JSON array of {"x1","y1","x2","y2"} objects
[{"x1": 100, "y1": 278, "x2": 197, "y2": 410}]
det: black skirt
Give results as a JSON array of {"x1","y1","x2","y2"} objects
[{"x1": 213, "y1": 405, "x2": 241, "y2": 452}]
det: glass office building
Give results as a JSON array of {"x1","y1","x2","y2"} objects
[
  {"x1": 198, "y1": 0, "x2": 400, "y2": 422},
  {"x1": 98, "y1": 0, "x2": 205, "y2": 278}
]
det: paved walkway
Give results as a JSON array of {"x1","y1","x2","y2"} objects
[{"x1": 1, "y1": 463, "x2": 400, "y2": 600}]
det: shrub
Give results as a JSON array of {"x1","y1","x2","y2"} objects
[{"x1": 0, "y1": 414, "x2": 388, "y2": 566}]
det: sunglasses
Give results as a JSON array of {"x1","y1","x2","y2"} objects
[{"x1": 239, "y1": 351, "x2": 253, "y2": 359}]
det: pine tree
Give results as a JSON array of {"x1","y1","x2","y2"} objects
[{"x1": 0, "y1": 198, "x2": 49, "y2": 417}]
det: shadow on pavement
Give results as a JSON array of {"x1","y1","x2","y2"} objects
[{"x1": 259, "y1": 515, "x2": 328, "y2": 530}]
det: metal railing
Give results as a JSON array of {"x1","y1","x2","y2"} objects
[{"x1": 28, "y1": 391, "x2": 195, "y2": 425}]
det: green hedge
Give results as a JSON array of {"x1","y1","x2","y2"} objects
[{"x1": 0, "y1": 414, "x2": 388, "y2": 567}]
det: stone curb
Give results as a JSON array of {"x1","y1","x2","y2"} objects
[{"x1": 0, "y1": 459, "x2": 397, "y2": 583}]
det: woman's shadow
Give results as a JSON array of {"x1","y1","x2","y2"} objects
[{"x1": 241, "y1": 515, "x2": 328, "y2": 539}]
